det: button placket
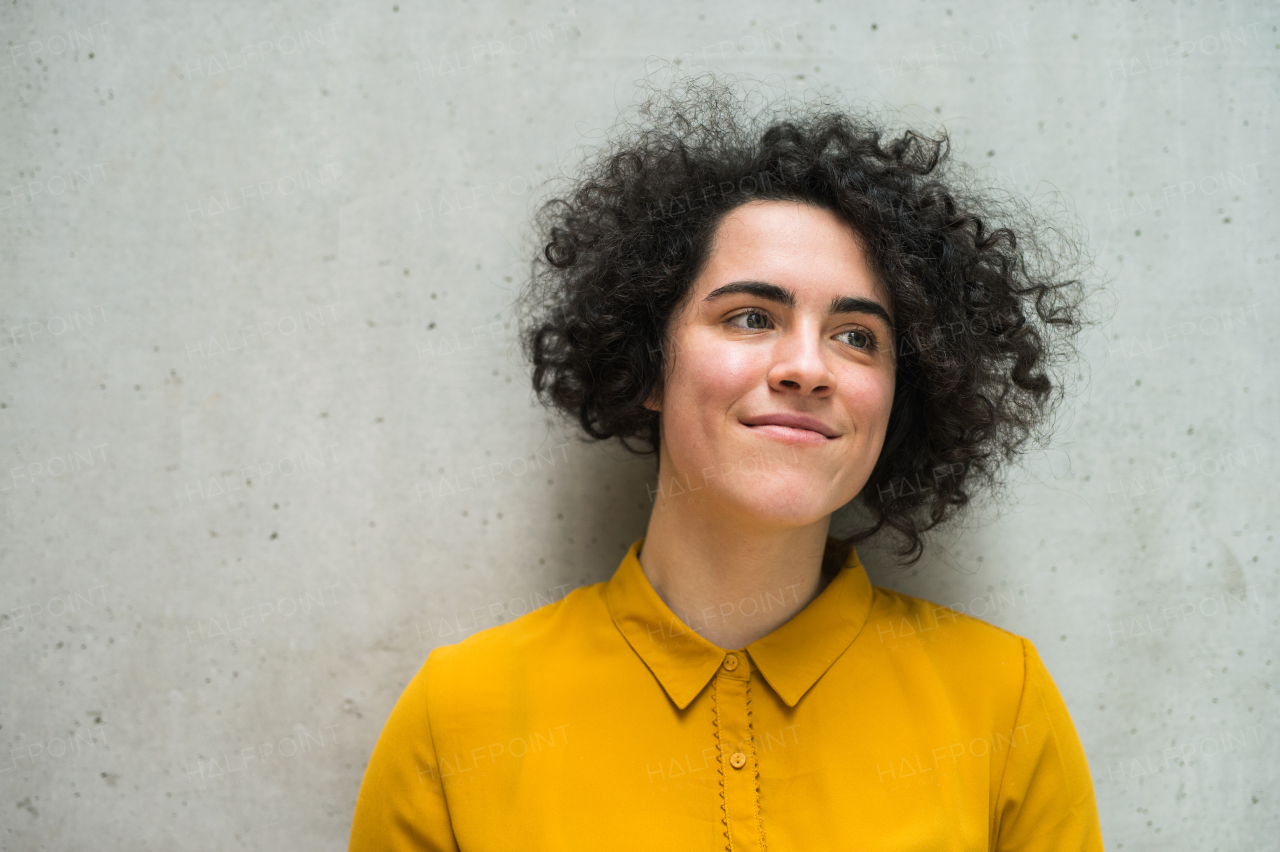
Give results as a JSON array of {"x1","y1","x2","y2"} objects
[{"x1": 713, "y1": 654, "x2": 765, "y2": 851}]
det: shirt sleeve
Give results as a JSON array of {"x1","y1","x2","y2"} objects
[
  {"x1": 349, "y1": 653, "x2": 460, "y2": 852},
  {"x1": 993, "y1": 637, "x2": 1104, "y2": 852}
]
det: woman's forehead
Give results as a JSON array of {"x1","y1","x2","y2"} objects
[{"x1": 697, "y1": 200, "x2": 890, "y2": 309}]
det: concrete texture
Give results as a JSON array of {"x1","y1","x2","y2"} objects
[{"x1": 1, "y1": 0, "x2": 1276, "y2": 848}]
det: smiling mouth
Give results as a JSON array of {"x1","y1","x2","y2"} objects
[
  {"x1": 742, "y1": 411, "x2": 839, "y2": 445},
  {"x1": 741, "y1": 423, "x2": 834, "y2": 445}
]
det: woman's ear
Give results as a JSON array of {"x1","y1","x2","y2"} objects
[{"x1": 642, "y1": 390, "x2": 661, "y2": 413}]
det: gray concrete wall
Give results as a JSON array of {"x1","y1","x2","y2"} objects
[{"x1": 1, "y1": 0, "x2": 1275, "y2": 848}]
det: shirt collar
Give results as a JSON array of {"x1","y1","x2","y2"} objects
[{"x1": 604, "y1": 537, "x2": 875, "y2": 710}]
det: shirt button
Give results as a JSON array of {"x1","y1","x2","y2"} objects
[
  {"x1": 722, "y1": 653, "x2": 739, "y2": 671},
  {"x1": 729, "y1": 752, "x2": 747, "y2": 769}
]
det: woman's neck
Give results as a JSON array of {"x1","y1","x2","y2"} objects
[{"x1": 638, "y1": 493, "x2": 833, "y2": 650}]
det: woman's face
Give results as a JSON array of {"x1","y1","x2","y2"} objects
[{"x1": 648, "y1": 199, "x2": 897, "y2": 528}]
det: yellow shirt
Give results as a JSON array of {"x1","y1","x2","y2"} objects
[{"x1": 350, "y1": 539, "x2": 1102, "y2": 851}]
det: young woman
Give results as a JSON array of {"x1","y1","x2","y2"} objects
[{"x1": 350, "y1": 81, "x2": 1100, "y2": 850}]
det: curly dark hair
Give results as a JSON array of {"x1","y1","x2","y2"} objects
[{"x1": 517, "y1": 76, "x2": 1088, "y2": 566}]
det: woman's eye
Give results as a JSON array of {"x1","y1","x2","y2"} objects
[
  {"x1": 838, "y1": 329, "x2": 874, "y2": 350},
  {"x1": 731, "y1": 311, "x2": 771, "y2": 330}
]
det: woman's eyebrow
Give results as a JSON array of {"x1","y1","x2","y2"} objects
[
  {"x1": 704, "y1": 280, "x2": 795, "y2": 307},
  {"x1": 704, "y1": 281, "x2": 894, "y2": 329},
  {"x1": 828, "y1": 295, "x2": 895, "y2": 330}
]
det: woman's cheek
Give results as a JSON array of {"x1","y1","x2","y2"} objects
[
  {"x1": 690, "y1": 336, "x2": 766, "y2": 397},
  {"x1": 667, "y1": 333, "x2": 752, "y2": 404},
  {"x1": 845, "y1": 367, "x2": 895, "y2": 426}
]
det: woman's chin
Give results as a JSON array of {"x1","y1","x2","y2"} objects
[{"x1": 720, "y1": 481, "x2": 846, "y2": 529}]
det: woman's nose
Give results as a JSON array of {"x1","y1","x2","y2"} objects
[{"x1": 767, "y1": 325, "x2": 833, "y2": 395}]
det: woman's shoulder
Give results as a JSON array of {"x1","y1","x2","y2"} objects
[
  {"x1": 870, "y1": 581, "x2": 1030, "y2": 644},
  {"x1": 422, "y1": 578, "x2": 615, "y2": 681},
  {"x1": 857, "y1": 584, "x2": 1062, "y2": 736},
  {"x1": 864, "y1": 583, "x2": 1040, "y2": 694}
]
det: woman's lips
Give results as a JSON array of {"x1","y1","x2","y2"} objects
[
  {"x1": 739, "y1": 412, "x2": 839, "y2": 444},
  {"x1": 743, "y1": 423, "x2": 831, "y2": 445}
]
